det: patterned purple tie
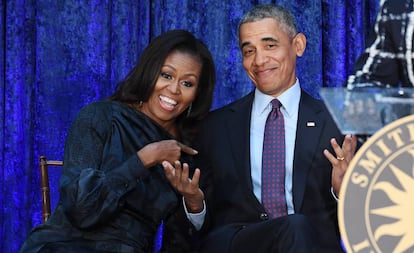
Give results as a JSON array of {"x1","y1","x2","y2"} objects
[{"x1": 261, "y1": 99, "x2": 287, "y2": 218}]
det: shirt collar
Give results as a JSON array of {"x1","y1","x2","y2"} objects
[{"x1": 253, "y1": 79, "x2": 301, "y2": 117}]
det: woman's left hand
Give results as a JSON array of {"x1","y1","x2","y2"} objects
[{"x1": 162, "y1": 160, "x2": 204, "y2": 213}]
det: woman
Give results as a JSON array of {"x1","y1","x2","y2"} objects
[{"x1": 20, "y1": 29, "x2": 216, "y2": 253}]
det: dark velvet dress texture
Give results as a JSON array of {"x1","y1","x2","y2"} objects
[{"x1": 20, "y1": 101, "x2": 193, "y2": 253}]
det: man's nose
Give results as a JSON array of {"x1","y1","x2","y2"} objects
[{"x1": 253, "y1": 50, "x2": 268, "y2": 66}]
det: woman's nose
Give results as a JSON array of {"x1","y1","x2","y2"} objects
[{"x1": 168, "y1": 81, "x2": 180, "y2": 94}]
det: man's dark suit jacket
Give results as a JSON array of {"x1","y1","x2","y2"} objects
[{"x1": 195, "y1": 89, "x2": 345, "y2": 253}]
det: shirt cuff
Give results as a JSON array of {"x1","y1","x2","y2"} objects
[{"x1": 182, "y1": 197, "x2": 206, "y2": 230}]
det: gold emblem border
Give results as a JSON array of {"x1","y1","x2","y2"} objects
[{"x1": 338, "y1": 114, "x2": 414, "y2": 253}]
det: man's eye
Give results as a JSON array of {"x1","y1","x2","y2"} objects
[
  {"x1": 161, "y1": 72, "x2": 172, "y2": 79},
  {"x1": 181, "y1": 81, "x2": 193, "y2": 87},
  {"x1": 243, "y1": 49, "x2": 254, "y2": 55}
]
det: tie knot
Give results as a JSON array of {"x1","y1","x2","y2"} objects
[
  {"x1": 268, "y1": 99, "x2": 283, "y2": 120},
  {"x1": 271, "y1": 99, "x2": 282, "y2": 110}
]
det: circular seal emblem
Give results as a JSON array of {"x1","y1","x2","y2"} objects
[{"x1": 339, "y1": 115, "x2": 414, "y2": 253}]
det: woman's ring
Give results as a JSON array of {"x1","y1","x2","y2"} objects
[{"x1": 336, "y1": 156, "x2": 345, "y2": 161}]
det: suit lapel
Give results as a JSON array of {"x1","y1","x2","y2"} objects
[
  {"x1": 225, "y1": 92, "x2": 256, "y2": 192},
  {"x1": 293, "y1": 91, "x2": 327, "y2": 210}
]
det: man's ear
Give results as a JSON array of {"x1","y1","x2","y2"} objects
[{"x1": 293, "y1": 33, "x2": 306, "y2": 57}]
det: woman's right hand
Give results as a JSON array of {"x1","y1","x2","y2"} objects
[
  {"x1": 137, "y1": 140, "x2": 198, "y2": 168},
  {"x1": 163, "y1": 160, "x2": 204, "y2": 213}
]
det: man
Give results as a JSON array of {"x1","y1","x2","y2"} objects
[
  {"x1": 193, "y1": 4, "x2": 352, "y2": 253},
  {"x1": 347, "y1": 0, "x2": 414, "y2": 88},
  {"x1": 164, "y1": 3, "x2": 357, "y2": 252}
]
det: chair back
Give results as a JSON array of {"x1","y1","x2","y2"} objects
[{"x1": 40, "y1": 155, "x2": 63, "y2": 223}]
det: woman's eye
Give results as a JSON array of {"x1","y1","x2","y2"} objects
[
  {"x1": 181, "y1": 81, "x2": 193, "y2": 87},
  {"x1": 161, "y1": 72, "x2": 172, "y2": 79}
]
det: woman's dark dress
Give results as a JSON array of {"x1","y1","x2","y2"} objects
[{"x1": 20, "y1": 101, "x2": 194, "y2": 253}]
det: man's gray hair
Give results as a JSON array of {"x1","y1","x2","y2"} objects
[{"x1": 238, "y1": 4, "x2": 298, "y2": 39}]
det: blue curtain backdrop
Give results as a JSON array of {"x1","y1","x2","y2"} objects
[{"x1": 1, "y1": 0, "x2": 379, "y2": 252}]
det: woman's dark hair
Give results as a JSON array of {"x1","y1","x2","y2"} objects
[{"x1": 110, "y1": 29, "x2": 216, "y2": 145}]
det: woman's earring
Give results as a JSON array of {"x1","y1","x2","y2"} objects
[
  {"x1": 186, "y1": 103, "x2": 192, "y2": 117},
  {"x1": 138, "y1": 101, "x2": 143, "y2": 108}
]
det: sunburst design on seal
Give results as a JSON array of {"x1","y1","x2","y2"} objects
[{"x1": 370, "y1": 151, "x2": 414, "y2": 253}]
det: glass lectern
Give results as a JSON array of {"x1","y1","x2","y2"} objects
[{"x1": 319, "y1": 87, "x2": 414, "y2": 135}]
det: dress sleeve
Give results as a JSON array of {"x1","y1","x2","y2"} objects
[{"x1": 58, "y1": 102, "x2": 150, "y2": 228}]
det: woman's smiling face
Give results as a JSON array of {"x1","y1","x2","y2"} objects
[{"x1": 140, "y1": 50, "x2": 201, "y2": 129}]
